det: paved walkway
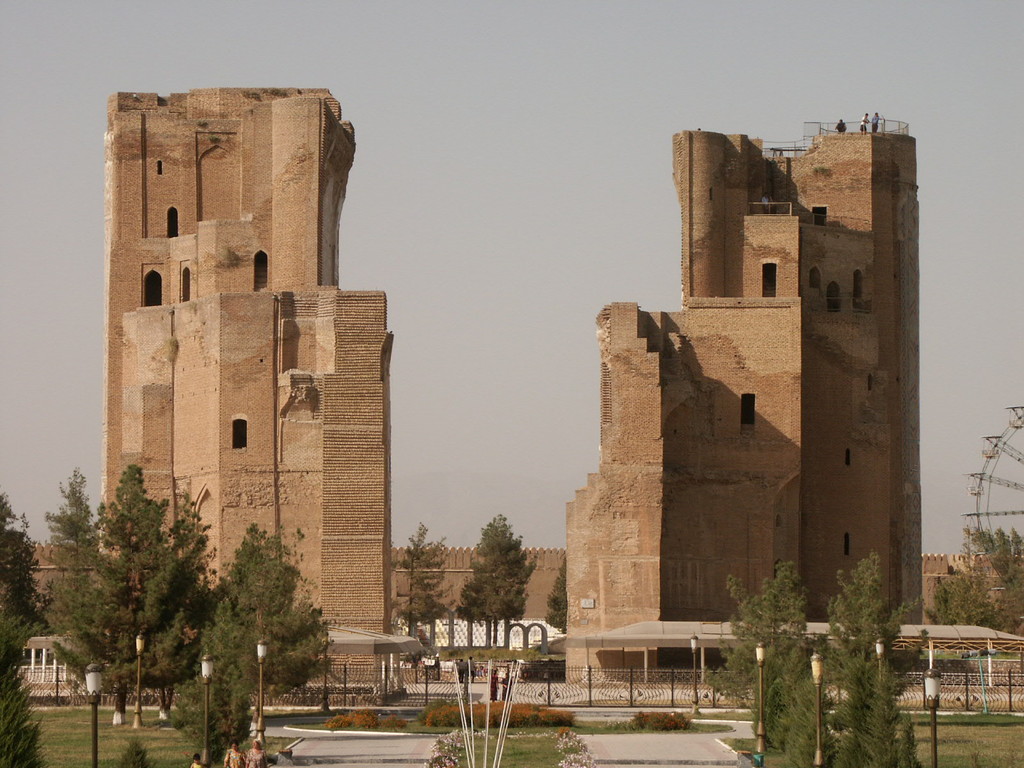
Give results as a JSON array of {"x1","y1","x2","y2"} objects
[{"x1": 270, "y1": 714, "x2": 751, "y2": 767}]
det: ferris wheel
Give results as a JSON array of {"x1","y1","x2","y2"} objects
[{"x1": 965, "y1": 406, "x2": 1024, "y2": 532}]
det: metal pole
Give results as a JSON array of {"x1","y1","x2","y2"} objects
[
  {"x1": 546, "y1": 672, "x2": 552, "y2": 706},
  {"x1": 692, "y1": 650, "x2": 698, "y2": 713},
  {"x1": 90, "y1": 693, "x2": 99, "y2": 768},
  {"x1": 133, "y1": 648, "x2": 143, "y2": 728},
  {"x1": 929, "y1": 698, "x2": 938, "y2": 768},
  {"x1": 813, "y1": 672, "x2": 824, "y2": 768},
  {"x1": 587, "y1": 666, "x2": 593, "y2": 707},
  {"x1": 670, "y1": 667, "x2": 675, "y2": 708},
  {"x1": 202, "y1": 676, "x2": 211, "y2": 767},
  {"x1": 756, "y1": 657, "x2": 766, "y2": 754},
  {"x1": 1009, "y1": 670, "x2": 1014, "y2": 713},
  {"x1": 321, "y1": 642, "x2": 330, "y2": 713},
  {"x1": 343, "y1": 663, "x2": 348, "y2": 707},
  {"x1": 257, "y1": 656, "x2": 266, "y2": 746},
  {"x1": 629, "y1": 668, "x2": 634, "y2": 707}
]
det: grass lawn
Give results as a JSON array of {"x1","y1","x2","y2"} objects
[
  {"x1": 34, "y1": 708, "x2": 290, "y2": 768},
  {"x1": 723, "y1": 713, "x2": 1024, "y2": 768}
]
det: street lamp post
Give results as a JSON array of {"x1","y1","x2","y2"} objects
[
  {"x1": 811, "y1": 653, "x2": 824, "y2": 768},
  {"x1": 875, "y1": 638, "x2": 885, "y2": 680},
  {"x1": 85, "y1": 663, "x2": 102, "y2": 768},
  {"x1": 924, "y1": 668, "x2": 941, "y2": 768},
  {"x1": 755, "y1": 642, "x2": 766, "y2": 755},
  {"x1": 132, "y1": 633, "x2": 145, "y2": 729},
  {"x1": 201, "y1": 655, "x2": 213, "y2": 767},
  {"x1": 321, "y1": 638, "x2": 331, "y2": 713},
  {"x1": 257, "y1": 640, "x2": 268, "y2": 747},
  {"x1": 690, "y1": 634, "x2": 699, "y2": 714}
]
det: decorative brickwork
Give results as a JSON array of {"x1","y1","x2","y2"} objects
[
  {"x1": 103, "y1": 88, "x2": 391, "y2": 630},
  {"x1": 567, "y1": 129, "x2": 921, "y2": 666}
]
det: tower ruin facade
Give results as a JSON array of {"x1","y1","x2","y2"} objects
[
  {"x1": 103, "y1": 88, "x2": 392, "y2": 629},
  {"x1": 567, "y1": 126, "x2": 920, "y2": 664}
]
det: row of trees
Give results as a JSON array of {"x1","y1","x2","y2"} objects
[
  {"x1": 929, "y1": 527, "x2": 1024, "y2": 633},
  {"x1": 395, "y1": 515, "x2": 568, "y2": 641},
  {"x1": 1, "y1": 467, "x2": 322, "y2": 757},
  {"x1": 720, "y1": 554, "x2": 920, "y2": 768}
]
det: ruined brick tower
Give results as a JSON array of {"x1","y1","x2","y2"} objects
[
  {"x1": 567, "y1": 126, "x2": 920, "y2": 664},
  {"x1": 103, "y1": 88, "x2": 392, "y2": 630}
]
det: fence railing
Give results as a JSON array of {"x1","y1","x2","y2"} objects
[
  {"x1": 25, "y1": 664, "x2": 1024, "y2": 713},
  {"x1": 748, "y1": 202, "x2": 793, "y2": 216},
  {"x1": 806, "y1": 119, "x2": 910, "y2": 136}
]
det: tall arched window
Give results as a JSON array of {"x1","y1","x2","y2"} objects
[
  {"x1": 853, "y1": 270, "x2": 864, "y2": 309},
  {"x1": 143, "y1": 270, "x2": 163, "y2": 307},
  {"x1": 232, "y1": 418, "x2": 248, "y2": 449},
  {"x1": 254, "y1": 251, "x2": 268, "y2": 291},
  {"x1": 181, "y1": 267, "x2": 191, "y2": 301},
  {"x1": 809, "y1": 266, "x2": 821, "y2": 292},
  {"x1": 826, "y1": 281, "x2": 841, "y2": 312},
  {"x1": 761, "y1": 263, "x2": 777, "y2": 298},
  {"x1": 167, "y1": 207, "x2": 179, "y2": 238}
]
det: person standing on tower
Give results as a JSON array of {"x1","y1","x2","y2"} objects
[
  {"x1": 871, "y1": 112, "x2": 882, "y2": 133},
  {"x1": 860, "y1": 113, "x2": 870, "y2": 133}
]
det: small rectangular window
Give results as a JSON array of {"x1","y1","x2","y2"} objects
[
  {"x1": 232, "y1": 419, "x2": 248, "y2": 449},
  {"x1": 740, "y1": 393, "x2": 756, "y2": 426},
  {"x1": 761, "y1": 263, "x2": 777, "y2": 298},
  {"x1": 812, "y1": 206, "x2": 827, "y2": 226}
]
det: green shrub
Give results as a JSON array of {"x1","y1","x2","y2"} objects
[{"x1": 115, "y1": 738, "x2": 154, "y2": 768}]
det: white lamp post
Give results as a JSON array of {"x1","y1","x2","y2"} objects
[
  {"x1": 86, "y1": 663, "x2": 102, "y2": 768},
  {"x1": 201, "y1": 655, "x2": 214, "y2": 767},
  {"x1": 256, "y1": 640, "x2": 268, "y2": 746},
  {"x1": 875, "y1": 638, "x2": 885, "y2": 679}
]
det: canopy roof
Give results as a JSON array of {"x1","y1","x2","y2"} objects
[
  {"x1": 327, "y1": 626, "x2": 423, "y2": 655},
  {"x1": 567, "y1": 621, "x2": 1024, "y2": 654}
]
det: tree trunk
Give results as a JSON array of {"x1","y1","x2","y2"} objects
[
  {"x1": 159, "y1": 686, "x2": 174, "y2": 720},
  {"x1": 112, "y1": 686, "x2": 127, "y2": 725}
]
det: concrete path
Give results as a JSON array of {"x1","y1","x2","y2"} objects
[{"x1": 270, "y1": 716, "x2": 751, "y2": 767}]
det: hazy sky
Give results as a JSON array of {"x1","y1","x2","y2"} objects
[{"x1": 1, "y1": 1, "x2": 1021, "y2": 555}]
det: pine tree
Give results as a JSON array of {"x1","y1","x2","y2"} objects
[
  {"x1": 47, "y1": 465, "x2": 214, "y2": 722},
  {"x1": 828, "y1": 553, "x2": 920, "y2": 768},
  {"x1": 545, "y1": 557, "x2": 567, "y2": 632},
  {"x1": 173, "y1": 524, "x2": 325, "y2": 753},
  {"x1": 0, "y1": 491, "x2": 46, "y2": 629},
  {"x1": 720, "y1": 561, "x2": 811, "y2": 752},
  {"x1": 44, "y1": 468, "x2": 96, "y2": 569},
  {"x1": 0, "y1": 612, "x2": 43, "y2": 768},
  {"x1": 457, "y1": 515, "x2": 535, "y2": 643},
  {"x1": 396, "y1": 523, "x2": 448, "y2": 636}
]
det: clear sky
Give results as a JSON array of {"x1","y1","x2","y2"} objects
[{"x1": 1, "y1": 1, "x2": 1021, "y2": 554}]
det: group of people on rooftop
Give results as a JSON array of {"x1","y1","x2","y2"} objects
[{"x1": 834, "y1": 113, "x2": 883, "y2": 134}]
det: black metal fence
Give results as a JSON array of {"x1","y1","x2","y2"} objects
[{"x1": 25, "y1": 664, "x2": 1024, "y2": 713}]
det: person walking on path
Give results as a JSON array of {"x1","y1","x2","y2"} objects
[
  {"x1": 223, "y1": 741, "x2": 244, "y2": 768},
  {"x1": 872, "y1": 112, "x2": 882, "y2": 132},
  {"x1": 245, "y1": 740, "x2": 268, "y2": 768},
  {"x1": 860, "y1": 113, "x2": 870, "y2": 133}
]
